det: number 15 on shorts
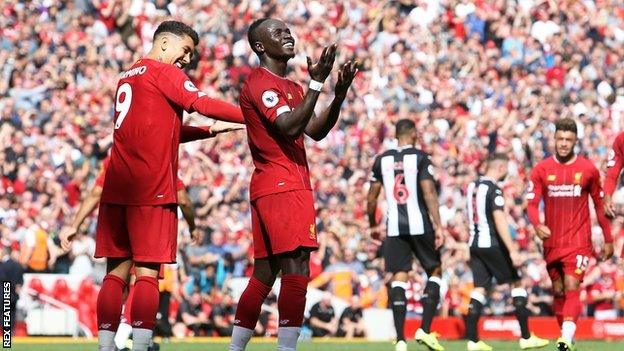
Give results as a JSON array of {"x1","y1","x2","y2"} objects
[{"x1": 575, "y1": 254, "x2": 589, "y2": 275}]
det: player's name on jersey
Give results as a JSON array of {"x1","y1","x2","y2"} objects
[
  {"x1": 547, "y1": 184, "x2": 582, "y2": 197},
  {"x1": 119, "y1": 65, "x2": 147, "y2": 79}
]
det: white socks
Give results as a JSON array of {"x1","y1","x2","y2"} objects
[
  {"x1": 277, "y1": 327, "x2": 301, "y2": 351},
  {"x1": 98, "y1": 330, "x2": 116, "y2": 351},
  {"x1": 132, "y1": 328, "x2": 153, "y2": 351},
  {"x1": 114, "y1": 322, "x2": 133, "y2": 350},
  {"x1": 230, "y1": 325, "x2": 254, "y2": 351},
  {"x1": 561, "y1": 321, "x2": 576, "y2": 343}
]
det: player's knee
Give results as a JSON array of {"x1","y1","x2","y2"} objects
[
  {"x1": 563, "y1": 277, "x2": 581, "y2": 291},
  {"x1": 468, "y1": 290, "x2": 486, "y2": 314},
  {"x1": 423, "y1": 276, "x2": 442, "y2": 302},
  {"x1": 390, "y1": 281, "x2": 408, "y2": 303}
]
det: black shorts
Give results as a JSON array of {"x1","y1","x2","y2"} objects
[
  {"x1": 383, "y1": 234, "x2": 441, "y2": 275},
  {"x1": 469, "y1": 247, "x2": 520, "y2": 288}
]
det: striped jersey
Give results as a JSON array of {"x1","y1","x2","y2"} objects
[
  {"x1": 370, "y1": 146, "x2": 435, "y2": 236},
  {"x1": 466, "y1": 177, "x2": 505, "y2": 248}
]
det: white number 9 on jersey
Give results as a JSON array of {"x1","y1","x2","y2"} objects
[{"x1": 115, "y1": 83, "x2": 133, "y2": 129}]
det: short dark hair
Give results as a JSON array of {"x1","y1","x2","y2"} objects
[
  {"x1": 486, "y1": 153, "x2": 508, "y2": 168},
  {"x1": 395, "y1": 119, "x2": 416, "y2": 137},
  {"x1": 153, "y1": 20, "x2": 199, "y2": 46},
  {"x1": 247, "y1": 18, "x2": 271, "y2": 54},
  {"x1": 554, "y1": 118, "x2": 577, "y2": 135}
]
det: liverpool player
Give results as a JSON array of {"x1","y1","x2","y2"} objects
[
  {"x1": 94, "y1": 21, "x2": 244, "y2": 351},
  {"x1": 229, "y1": 18, "x2": 357, "y2": 351},
  {"x1": 605, "y1": 131, "x2": 624, "y2": 219},
  {"x1": 526, "y1": 118, "x2": 613, "y2": 351}
]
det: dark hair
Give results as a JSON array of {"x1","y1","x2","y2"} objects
[
  {"x1": 487, "y1": 152, "x2": 508, "y2": 163},
  {"x1": 153, "y1": 20, "x2": 199, "y2": 46},
  {"x1": 554, "y1": 118, "x2": 577, "y2": 135},
  {"x1": 395, "y1": 118, "x2": 416, "y2": 137},
  {"x1": 247, "y1": 18, "x2": 271, "y2": 54}
]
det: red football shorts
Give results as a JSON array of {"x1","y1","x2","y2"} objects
[
  {"x1": 544, "y1": 246, "x2": 593, "y2": 282},
  {"x1": 251, "y1": 190, "x2": 319, "y2": 258},
  {"x1": 95, "y1": 203, "x2": 178, "y2": 263}
]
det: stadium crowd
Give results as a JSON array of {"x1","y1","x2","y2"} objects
[{"x1": 2, "y1": 0, "x2": 624, "y2": 338}]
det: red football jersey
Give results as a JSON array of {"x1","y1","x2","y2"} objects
[
  {"x1": 605, "y1": 131, "x2": 624, "y2": 196},
  {"x1": 96, "y1": 154, "x2": 184, "y2": 191},
  {"x1": 526, "y1": 155, "x2": 612, "y2": 251},
  {"x1": 101, "y1": 58, "x2": 241, "y2": 205},
  {"x1": 239, "y1": 67, "x2": 311, "y2": 200}
]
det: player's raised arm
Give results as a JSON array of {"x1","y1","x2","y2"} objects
[
  {"x1": 272, "y1": 44, "x2": 337, "y2": 138},
  {"x1": 419, "y1": 157, "x2": 445, "y2": 249},
  {"x1": 304, "y1": 60, "x2": 358, "y2": 141},
  {"x1": 589, "y1": 166, "x2": 614, "y2": 260},
  {"x1": 604, "y1": 134, "x2": 624, "y2": 218}
]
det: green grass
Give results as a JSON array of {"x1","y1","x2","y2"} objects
[{"x1": 9, "y1": 340, "x2": 624, "y2": 351}]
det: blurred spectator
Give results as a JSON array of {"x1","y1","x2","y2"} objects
[
  {"x1": 308, "y1": 293, "x2": 338, "y2": 337},
  {"x1": 173, "y1": 290, "x2": 210, "y2": 338},
  {"x1": 337, "y1": 295, "x2": 366, "y2": 339},
  {"x1": 0, "y1": 241, "x2": 24, "y2": 332}
]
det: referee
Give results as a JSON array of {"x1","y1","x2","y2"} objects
[
  {"x1": 367, "y1": 119, "x2": 445, "y2": 351},
  {"x1": 464, "y1": 153, "x2": 548, "y2": 351}
]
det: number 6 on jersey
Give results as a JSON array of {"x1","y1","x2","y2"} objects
[{"x1": 115, "y1": 83, "x2": 133, "y2": 129}]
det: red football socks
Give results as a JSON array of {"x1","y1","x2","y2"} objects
[
  {"x1": 562, "y1": 289, "x2": 581, "y2": 323},
  {"x1": 554, "y1": 293, "x2": 565, "y2": 326},
  {"x1": 97, "y1": 274, "x2": 127, "y2": 331},
  {"x1": 278, "y1": 274, "x2": 309, "y2": 327},
  {"x1": 234, "y1": 277, "x2": 273, "y2": 330},
  {"x1": 130, "y1": 276, "x2": 160, "y2": 330}
]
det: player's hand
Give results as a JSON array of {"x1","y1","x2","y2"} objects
[
  {"x1": 210, "y1": 121, "x2": 244, "y2": 135},
  {"x1": 60, "y1": 226, "x2": 78, "y2": 251},
  {"x1": 510, "y1": 250, "x2": 523, "y2": 268},
  {"x1": 434, "y1": 227, "x2": 445, "y2": 250},
  {"x1": 535, "y1": 224, "x2": 551, "y2": 240},
  {"x1": 334, "y1": 60, "x2": 358, "y2": 99},
  {"x1": 601, "y1": 243, "x2": 614, "y2": 261},
  {"x1": 307, "y1": 44, "x2": 337, "y2": 83},
  {"x1": 370, "y1": 225, "x2": 385, "y2": 246},
  {"x1": 604, "y1": 195, "x2": 617, "y2": 219},
  {"x1": 190, "y1": 228, "x2": 202, "y2": 245}
]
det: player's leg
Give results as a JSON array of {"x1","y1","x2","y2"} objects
[
  {"x1": 465, "y1": 250, "x2": 490, "y2": 348},
  {"x1": 383, "y1": 236, "x2": 413, "y2": 350},
  {"x1": 559, "y1": 273, "x2": 582, "y2": 350},
  {"x1": 115, "y1": 274, "x2": 135, "y2": 350},
  {"x1": 276, "y1": 248, "x2": 311, "y2": 351},
  {"x1": 230, "y1": 256, "x2": 279, "y2": 351},
  {"x1": 94, "y1": 204, "x2": 133, "y2": 351},
  {"x1": 97, "y1": 258, "x2": 133, "y2": 351},
  {"x1": 411, "y1": 234, "x2": 444, "y2": 351},
  {"x1": 126, "y1": 204, "x2": 177, "y2": 351},
  {"x1": 510, "y1": 279, "x2": 548, "y2": 349},
  {"x1": 230, "y1": 200, "x2": 279, "y2": 351}
]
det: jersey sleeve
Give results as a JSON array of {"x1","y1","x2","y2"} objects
[
  {"x1": 157, "y1": 65, "x2": 244, "y2": 123},
  {"x1": 526, "y1": 164, "x2": 543, "y2": 226},
  {"x1": 418, "y1": 155, "x2": 436, "y2": 182},
  {"x1": 605, "y1": 133, "x2": 624, "y2": 196},
  {"x1": 156, "y1": 65, "x2": 202, "y2": 111},
  {"x1": 369, "y1": 155, "x2": 382, "y2": 183},
  {"x1": 490, "y1": 186, "x2": 505, "y2": 212},
  {"x1": 589, "y1": 165, "x2": 613, "y2": 243},
  {"x1": 247, "y1": 79, "x2": 291, "y2": 124}
]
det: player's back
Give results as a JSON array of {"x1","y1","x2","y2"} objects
[
  {"x1": 102, "y1": 59, "x2": 186, "y2": 206},
  {"x1": 531, "y1": 155, "x2": 598, "y2": 250},
  {"x1": 239, "y1": 67, "x2": 311, "y2": 200},
  {"x1": 371, "y1": 146, "x2": 434, "y2": 236},
  {"x1": 466, "y1": 177, "x2": 504, "y2": 249}
]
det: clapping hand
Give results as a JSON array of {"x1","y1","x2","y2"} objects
[{"x1": 307, "y1": 44, "x2": 337, "y2": 83}]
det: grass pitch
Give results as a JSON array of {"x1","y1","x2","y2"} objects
[{"x1": 9, "y1": 338, "x2": 623, "y2": 351}]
